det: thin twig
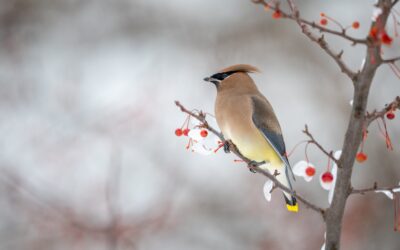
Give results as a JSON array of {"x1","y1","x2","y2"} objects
[
  {"x1": 253, "y1": 0, "x2": 367, "y2": 82},
  {"x1": 175, "y1": 101, "x2": 223, "y2": 140},
  {"x1": 351, "y1": 182, "x2": 400, "y2": 195},
  {"x1": 382, "y1": 56, "x2": 400, "y2": 63},
  {"x1": 268, "y1": 0, "x2": 359, "y2": 81},
  {"x1": 175, "y1": 101, "x2": 325, "y2": 215},
  {"x1": 253, "y1": 0, "x2": 367, "y2": 45},
  {"x1": 303, "y1": 125, "x2": 339, "y2": 165},
  {"x1": 366, "y1": 96, "x2": 400, "y2": 126}
]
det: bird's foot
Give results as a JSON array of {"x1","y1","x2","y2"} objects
[
  {"x1": 223, "y1": 140, "x2": 231, "y2": 153},
  {"x1": 248, "y1": 160, "x2": 263, "y2": 173}
]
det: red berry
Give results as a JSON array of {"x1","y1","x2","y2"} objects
[
  {"x1": 305, "y1": 166, "x2": 316, "y2": 177},
  {"x1": 356, "y1": 152, "x2": 367, "y2": 163},
  {"x1": 200, "y1": 129, "x2": 208, "y2": 138},
  {"x1": 183, "y1": 128, "x2": 190, "y2": 136},
  {"x1": 321, "y1": 172, "x2": 334, "y2": 183},
  {"x1": 369, "y1": 26, "x2": 378, "y2": 39},
  {"x1": 272, "y1": 10, "x2": 281, "y2": 19},
  {"x1": 320, "y1": 18, "x2": 328, "y2": 26},
  {"x1": 175, "y1": 128, "x2": 183, "y2": 136},
  {"x1": 381, "y1": 32, "x2": 393, "y2": 45},
  {"x1": 386, "y1": 111, "x2": 395, "y2": 120},
  {"x1": 352, "y1": 21, "x2": 360, "y2": 29}
]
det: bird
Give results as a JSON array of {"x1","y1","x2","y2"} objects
[{"x1": 204, "y1": 64, "x2": 298, "y2": 212}]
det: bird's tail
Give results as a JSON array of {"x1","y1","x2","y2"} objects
[
  {"x1": 277, "y1": 164, "x2": 298, "y2": 213},
  {"x1": 284, "y1": 194, "x2": 298, "y2": 212}
]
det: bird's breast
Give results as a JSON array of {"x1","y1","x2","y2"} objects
[{"x1": 215, "y1": 94, "x2": 281, "y2": 165}]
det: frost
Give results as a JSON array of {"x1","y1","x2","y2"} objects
[
  {"x1": 263, "y1": 179, "x2": 274, "y2": 202},
  {"x1": 372, "y1": 7, "x2": 382, "y2": 21},
  {"x1": 376, "y1": 190, "x2": 394, "y2": 199}
]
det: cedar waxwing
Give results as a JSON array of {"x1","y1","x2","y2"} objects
[{"x1": 204, "y1": 64, "x2": 298, "y2": 212}]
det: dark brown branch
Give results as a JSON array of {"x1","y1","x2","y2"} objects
[
  {"x1": 264, "y1": 0, "x2": 359, "y2": 81},
  {"x1": 253, "y1": 0, "x2": 367, "y2": 45},
  {"x1": 382, "y1": 56, "x2": 400, "y2": 63},
  {"x1": 351, "y1": 182, "x2": 400, "y2": 195},
  {"x1": 303, "y1": 125, "x2": 339, "y2": 165},
  {"x1": 175, "y1": 101, "x2": 325, "y2": 215},
  {"x1": 366, "y1": 96, "x2": 400, "y2": 126},
  {"x1": 253, "y1": 0, "x2": 367, "y2": 84},
  {"x1": 323, "y1": 0, "x2": 394, "y2": 249}
]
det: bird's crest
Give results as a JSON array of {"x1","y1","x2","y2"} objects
[{"x1": 219, "y1": 64, "x2": 260, "y2": 74}]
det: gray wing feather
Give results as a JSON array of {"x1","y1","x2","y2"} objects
[{"x1": 251, "y1": 96, "x2": 296, "y2": 181}]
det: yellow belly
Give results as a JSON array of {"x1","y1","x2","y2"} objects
[{"x1": 228, "y1": 126, "x2": 282, "y2": 167}]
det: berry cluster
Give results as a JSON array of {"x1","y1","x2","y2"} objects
[
  {"x1": 175, "y1": 113, "x2": 218, "y2": 155},
  {"x1": 319, "y1": 13, "x2": 360, "y2": 31},
  {"x1": 174, "y1": 115, "x2": 209, "y2": 139}
]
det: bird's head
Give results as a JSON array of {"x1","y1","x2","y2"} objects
[{"x1": 204, "y1": 64, "x2": 260, "y2": 91}]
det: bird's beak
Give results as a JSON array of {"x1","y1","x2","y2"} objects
[{"x1": 203, "y1": 77, "x2": 219, "y2": 86}]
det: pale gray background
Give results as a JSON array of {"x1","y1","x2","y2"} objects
[{"x1": 0, "y1": 0, "x2": 399, "y2": 249}]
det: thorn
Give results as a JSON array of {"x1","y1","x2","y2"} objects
[
  {"x1": 303, "y1": 124, "x2": 309, "y2": 133},
  {"x1": 337, "y1": 50, "x2": 344, "y2": 59}
]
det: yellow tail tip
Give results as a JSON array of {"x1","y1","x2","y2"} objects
[{"x1": 286, "y1": 203, "x2": 299, "y2": 212}]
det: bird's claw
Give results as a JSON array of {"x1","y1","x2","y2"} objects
[
  {"x1": 248, "y1": 161, "x2": 258, "y2": 173},
  {"x1": 223, "y1": 141, "x2": 230, "y2": 153}
]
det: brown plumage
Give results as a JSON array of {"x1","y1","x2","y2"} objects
[
  {"x1": 204, "y1": 64, "x2": 298, "y2": 212},
  {"x1": 219, "y1": 64, "x2": 260, "y2": 74}
]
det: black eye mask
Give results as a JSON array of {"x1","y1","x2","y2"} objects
[{"x1": 210, "y1": 71, "x2": 237, "y2": 81}]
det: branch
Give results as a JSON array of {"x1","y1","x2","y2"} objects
[
  {"x1": 175, "y1": 101, "x2": 325, "y2": 215},
  {"x1": 303, "y1": 125, "x2": 338, "y2": 165},
  {"x1": 351, "y1": 182, "x2": 400, "y2": 195},
  {"x1": 254, "y1": 165, "x2": 325, "y2": 214},
  {"x1": 175, "y1": 100, "x2": 223, "y2": 140},
  {"x1": 366, "y1": 96, "x2": 400, "y2": 126},
  {"x1": 252, "y1": 0, "x2": 362, "y2": 81},
  {"x1": 286, "y1": 0, "x2": 358, "y2": 81},
  {"x1": 382, "y1": 56, "x2": 400, "y2": 63},
  {"x1": 253, "y1": 0, "x2": 367, "y2": 45}
]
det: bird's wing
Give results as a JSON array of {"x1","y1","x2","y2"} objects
[{"x1": 250, "y1": 96, "x2": 295, "y2": 181}]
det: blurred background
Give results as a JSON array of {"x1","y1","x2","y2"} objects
[{"x1": 0, "y1": 0, "x2": 399, "y2": 249}]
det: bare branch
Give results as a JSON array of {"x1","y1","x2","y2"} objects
[
  {"x1": 382, "y1": 56, "x2": 400, "y2": 63},
  {"x1": 175, "y1": 101, "x2": 325, "y2": 215},
  {"x1": 303, "y1": 125, "x2": 339, "y2": 165},
  {"x1": 366, "y1": 96, "x2": 400, "y2": 126},
  {"x1": 175, "y1": 100, "x2": 223, "y2": 140},
  {"x1": 254, "y1": 165, "x2": 326, "y2": 215},
  {"x1": 351, "y1": 182, "x2": 400, "y2": 195},
  {"x1": 250, "y1": 0, "x2": 397, "y2": 249},
  {"x1": 252, "y1": 0, "x2": 364, "y2": 81},
  {"x1": 280, "y1": 0, "x2": 358, "y2": 80},
  {"x1": 253, "y1": 0, "x2": 367, "y2": 45}
]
